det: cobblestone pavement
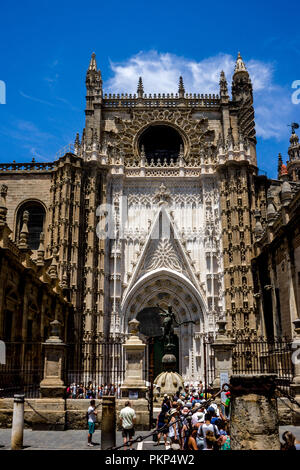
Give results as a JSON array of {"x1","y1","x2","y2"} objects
[{"x1": 0, "y1": 426, "x2": 299, "y2": 450}]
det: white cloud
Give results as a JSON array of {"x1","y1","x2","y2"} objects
[{"x1": 105, "y1": 51, "x2": 295, "y2": 141}]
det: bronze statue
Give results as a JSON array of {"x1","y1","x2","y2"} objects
[
  {"x1": 157, "y1": 305, "x2": 178, "y2": 348},
  {"x1": 157, "y1": 304, "x2": 195, "y2": 350}
]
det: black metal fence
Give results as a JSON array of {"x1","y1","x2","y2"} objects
[
  {"x1": 64, "y1": 341, "x2": 125, "y2": 394},
  {"x1": 232, "y1": 336, "x2": 293, "y2": 393},
  {"x1": 0, "y1": 337, "x2": 295, "y2": 398},
  {"x1": 203, "y1": 340, "x2": 216, "y2": 394},
  {"x1": 0, "y1": 342, "x2": 43, "y2": 398}
]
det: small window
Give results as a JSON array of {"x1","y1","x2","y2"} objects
[{"x1": 17, "y1": 202, "x2": 45, "y2": 250}]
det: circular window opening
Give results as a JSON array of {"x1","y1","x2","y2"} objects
[{"x1": 139, "y1": 125, "x2": 183, "y2": 164}]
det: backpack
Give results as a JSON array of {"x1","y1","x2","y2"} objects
[{"x1": 198, "y1": 424, "x2": 219, "y2": 439}]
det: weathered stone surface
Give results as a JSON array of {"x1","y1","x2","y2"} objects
[
  {"x1": 0, "y1": 397, "x2": 151, "y2": 430},
  {"x1": 230, "y1": 374, "x2": 280, "y2": 450},
  {"x1": 277, "y1": 399, "x2": 293, "y2": 426}
]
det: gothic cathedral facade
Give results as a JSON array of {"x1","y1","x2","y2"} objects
[{"x1": 2, "y1": 52, "x2": 299, "y2": 382}]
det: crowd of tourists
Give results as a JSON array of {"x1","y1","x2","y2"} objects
[
  {"x1": 66, "y1": 382, "x2": 121, "y2": 399},
  {"x1": 154, "y1": 386, "x2": 231, "y2": 451}
]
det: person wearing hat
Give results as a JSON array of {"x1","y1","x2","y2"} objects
[
  {"x1": 210, "y1": 403, "x2": 220, "y2": 418},
  {"x1": 191, "y1": 407, "x2": 205, "y2": 428},
  {"x1": 192, "y1": 410, "x2": 205, "y2": 428},
  {"x1": 168, "y1": 408, "x2": 180, "y2": 447}
]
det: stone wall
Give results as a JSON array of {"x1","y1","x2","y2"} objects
[
  {"x1": 0, "y1": 398, "x2": 150, "y2": 430},
  {"x1": 277, "y1": 398, "x2": 294, "y2": 426}
]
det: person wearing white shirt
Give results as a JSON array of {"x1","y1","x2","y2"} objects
[{"x1": 87, "y1": 399, "x2": 97, "y2": 447}]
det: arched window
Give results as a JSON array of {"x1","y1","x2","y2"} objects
[
  {"x1": 16, "y1": 202, "x2": 45, "y2": 250},
  {"x1": 139, "y1": 125, "x2": 183, "y2": 165}
]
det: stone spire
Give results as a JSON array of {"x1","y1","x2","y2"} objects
[
  {"x1": 18, "y1": 210, "x2": 29, "y2": 250},
  {"x1": 232, "y1": 52, "x2": 252, "y2": 96},
  {"x1": 74, "y1": 132, "x2": 80, "y2": 156},
  {"x1": 91, "y1": 128, "x2": 98, "y2": 161},
  {"x1": 0, "y1": 184, "x2": 8, "y2": 227},
  {"x1": 88, "y1": 52, "x2": 97, "y2": 71},
  {"x1": 86, "y1": 52, "x2": 102, "y2": 94},
  {"x1": 287, "y1": 123, "x2": 300, "y2": 181},
  {"x1": 85, "y1": 52, "x2": 103, "y2": 149},
  {"x1": 36, "y1": 232, "x2": 45, "y2": 266},
  {"x1": 219, "y1": 70, "x2": 229, "y2": 101},
  {"x1": 266, "y1": 189, "x2": 276, "y2": 223},
  {"x1": 231, "y1": 52, "x2": 256, "y2": 147},
  {"x1": 137, "y1": 77, "x2": 144, "y2": 98},
  {"x1": 48, "y1": 247, "x2": 59, "y2": 279},
  {"x1": 233, "y1": 52, "x2": 248, "y2": 75},
  {"x1": 178, "y1": 76, "x2": 185, "y2": 98},
  {"x1": 288, "y1": 123, "x2": 300, "y2": 159}
]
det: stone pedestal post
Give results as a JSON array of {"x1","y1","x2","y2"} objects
[
  {"x1": 211, "y1": 320, "x2": 234, "y2": 394},
  {"x1": 118, "y1": 319, "x2": 150, "y2": 430},
  {"x1": 121, "y1": 319, "x2": 148, "y2": 398},
  {"x1": 101, "y1": 396, "x2": 116, "y2": 449},
  {"x1": 11, "y1": 394, "x2": 24, "y2": 450},
  {"x1": 230, "y1": 374, "x2": 280, "y2": 450},
  {"x1": 40, "y1": 320, "x2": 66, "y2": 398},
  {"x1": 290, "y1": 318, "x2": 300, "y2": 425}
]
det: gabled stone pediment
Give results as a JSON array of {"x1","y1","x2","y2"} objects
[{"x1": 124, "y1": 205, "x2": 200, "y2": 296}]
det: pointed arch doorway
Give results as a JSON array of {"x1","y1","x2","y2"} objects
[
  {"x1": 135, "y1": 305, "x2": 180, "y2": 381},
  {"x1": 122, "y1": 268, "x2": 208, "y2": 382}
]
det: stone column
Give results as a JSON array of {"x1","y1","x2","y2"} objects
[
  {"x1": 230, "y1": 374, "x2": 280, "y2": 450},
  {"x1": 291, "y1": 318, "x2": 300, "y2": 425},
  {"x1": 40, "y1": 320, "x2": 66, "y2": 398},
  {"x1": 120, "y1": 319, "x2": 147, "y2": 398},
  {"x1": 118, "y1": 319, "x2": 149, "y2": 430},
  {"x1": 101, "y1": 396, "x2": 116, "y2": 449},
  {"x1": 11, "y1": 394, "x2": 24, "y2": 450},
  {"x1": 211, "y1": 320, "x2": 234, "y2": 393}
]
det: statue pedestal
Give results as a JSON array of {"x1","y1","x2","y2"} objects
[
  {"x1": 154, "y1": 371, "x2": 184, "y2": 398},
  {"x1": 119, "y1": 319, "x2": 149, "y2": 429},
  {"x1": 211, "y1": 320, "x2": 234, "y2": 394},
  {"x1": 40, "y1": 320, "x2": 66, "y2": 398},
  {"x1": 153, "y1": 352, "x2": 184, "y2": 398},
  {"x1": 40, "y1": 339, "x2": 66, "y2": 398},
  {"x1": 121, "y1": 320, "x2": 148, "y2": 399}
]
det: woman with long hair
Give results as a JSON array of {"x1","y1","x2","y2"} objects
[{"x1": 281, "y1": 431, "x2": 297, "y2": 450}]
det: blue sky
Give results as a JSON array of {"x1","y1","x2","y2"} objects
[{"x1": 0, "y1": 0, "x2": 299, "y2": 178}]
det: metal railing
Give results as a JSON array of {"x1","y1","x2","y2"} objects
[
  {"x1": 232, "y1": 336, "x2": 293, "y2": 393},
  {"x1": 0, "y1": 342, "x2": 43, "y2": 398},
  {"x1": 64, "y1": 341, "x2": 126, "y2": 394}
]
